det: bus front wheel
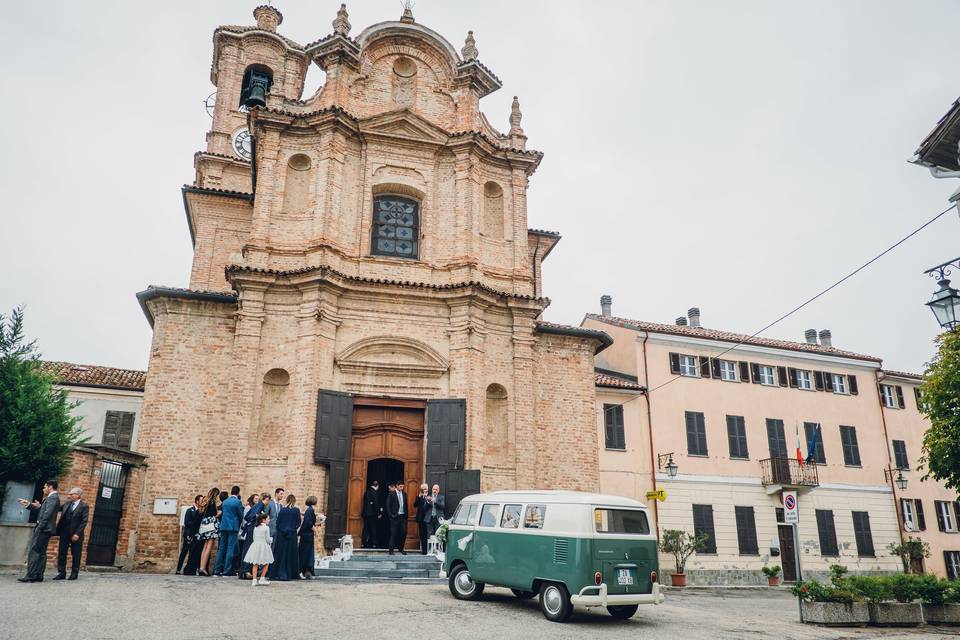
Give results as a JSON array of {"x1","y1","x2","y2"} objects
[
  {"x1": 607, "y1": 604, "x2": 639, "y2": 619},
  {"x1": 448, "y1": 564, "x2": 485, "y2": 601},
  {"x1": 539, "y1": 582, "x2": 573, "y2": 622}
]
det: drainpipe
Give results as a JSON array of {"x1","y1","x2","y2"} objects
[
  {"x1": 247, "y1": 111, "x2": 257, "y2": 198},
  {"x1": 531, "y1": 236, "x2": 542, "y2": 298},
  {"x1": 641, "y1": 331, "x2": 659, "y2": 538},
  {"x1": 874, "y1": 369, "x2": 907, "y2": 558}
]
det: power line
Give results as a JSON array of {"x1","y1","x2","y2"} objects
[{"x1": 602, "y1": 202, "x2": 958, "y2": 414}]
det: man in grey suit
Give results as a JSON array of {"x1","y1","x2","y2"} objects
[
  {"x1": 18, "y1": 480, "x2": 60, "y2": 583},
  {"x1": 267, "y1": 487, "x2": 284, "y2": 541}
]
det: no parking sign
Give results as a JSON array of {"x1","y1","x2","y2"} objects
[{"x1": 783, "y1": 491, "x2": 798, "y2": 524}]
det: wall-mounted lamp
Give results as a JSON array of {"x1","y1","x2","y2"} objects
[
  {"x1": 884, "y1": 466, "x2": 908, "y2": 491},
  {"x1": 658, "y1": 452, "x2": 678, "y2": 479}
]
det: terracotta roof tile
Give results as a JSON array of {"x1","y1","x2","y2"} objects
[
  {"x1": 881, "y1": 369, "x2": 923, "y2": 380},
  {"x1": 535, "y1": 321, "x2": 613, "y2": 353},
  {"x1": 40, "y1": 361, "x2": 145, "y2": 391},
  {"x1": 595, "y1": 372, "x2": 644, "y2": 391},
  {"x1": 586, "y1": 314, "x2": 882, "y2": 363}
]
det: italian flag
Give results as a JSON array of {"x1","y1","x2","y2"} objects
[{"x1": 795, "y1": 423, "x2": 804, "y2": 465}]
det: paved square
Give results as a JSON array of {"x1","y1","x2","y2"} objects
[{"x1": 1, "y1": 571, "x2": 954, "y2": 639}]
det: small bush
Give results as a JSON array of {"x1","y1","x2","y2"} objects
[
  {"x1": 761, "y1": 565, "x2": 781, "y2": 578},
  {"x1": 847, "y1": 575, "x2": 892, "y2": 604},
  {"x1": 945, "y1": 581, "x2": 960, "y2": 604},
  {"x1": 790, "y1": 579, "x2": 862, "y2": 603},
  {"x1": 889, "y1": 573, "x2": 921, "y2": 603},
  {"x1": 915, "y1": 574, "x2": 948, "y2": 605}
]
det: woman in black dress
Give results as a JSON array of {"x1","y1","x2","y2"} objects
[
  {"x1": 299, "y1": 496, "x2": 318, "y2": 578},
  {"x1": 268, "y1": 494, "x2": 301, "y2": 581},
  {"x1": 196, "y1": 487, "x2": 220, "y2": 576}
]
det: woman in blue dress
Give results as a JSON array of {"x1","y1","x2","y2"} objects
[
  {"x1": 268, "y1": 494, "x2": 301, "y2": 580},
  {"x1": 298, "y1": 495, "x2": 321, "y2": 578}
]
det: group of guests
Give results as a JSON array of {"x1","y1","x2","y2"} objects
[
  {"x1": 176, "y1": 486, "x2": 324, "y2": 586},
  {"x1": 362, "y1": 480, "x2": 445, "y2": 555},
  {"x1": 17, "y1": 480, "x2": 90, "y2": 583}
]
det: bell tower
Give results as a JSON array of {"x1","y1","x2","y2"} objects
[{"x1": 197, "y1": 5, "x2": 310, "y2": 192}]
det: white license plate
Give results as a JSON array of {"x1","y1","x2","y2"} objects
[{"x1": 616, "y1": 569, "x2": 634, "y2": 585}]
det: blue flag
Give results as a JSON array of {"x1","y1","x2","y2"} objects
[{"x1": 805, "y1": 424, "x2": 821, "y2": 464}]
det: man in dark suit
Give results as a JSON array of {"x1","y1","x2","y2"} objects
[
  {"x1": 54, "y1": 487, "x2": 89, "y2": 580},
  {"x1": 426, "y1": 484, "x2": 445, "y2": 539},
  {"x1": 176, "y1": 494, "x2": 202, "y2": 574},
  {"x1": 267, "y1": 488, "x2": 284, "y2": 549},
  {"x1": 386, "y1": 480, "x2": 408, "y2": 555},
  {"x1": 18, "y1": 480, "x2": 60, "y2": 583},
  {"x1": 414, "y1": 483, "x2": 430, "y2": 555},
  {"x1": 214, "y1": 485, "x2": 244, "y2": 576},
  {"x1": 361, "y1": 480, "x2": 381, "y2": 548}
]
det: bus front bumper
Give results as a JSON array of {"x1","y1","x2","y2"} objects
[{"x1": 571, "y1": 582, "x2": 664, "y2": 607}]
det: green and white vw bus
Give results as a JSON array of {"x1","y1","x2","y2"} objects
[{"x1": 444, "y1": 490, "x2": 663, "y2": 622}]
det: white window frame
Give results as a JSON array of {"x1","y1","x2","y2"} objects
[
  {"x1": 881, "y1": 384, "x2": 897, "y2": 409},
  {"x1": 947, "y1": 551, "x2": 960, "y2": 579},
  {"x1": 902, "y1": 500, "x2": 915, "y2": 532},
  {"x1": 941, "y1": 501, "x2": 957, "y2": 533},
  {"x1": 758, "y1": 365, "x2": 775, "y2": 386},
  {"x1": 719, "y1": 360, "x2": 738, "y2": 382},
  {"x1": 796, "y1": 369, "x2": 813, "y2": 390},
  {"x1": 832, "y1": 374, "x2": 847, "y2": 394},
  {"x1": 679, "y1": 354, "x2": 698, "y2": 377}
]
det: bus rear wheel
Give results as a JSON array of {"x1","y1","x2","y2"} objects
[
  {"x1": 607, "y1": 604, "x2": 639, "y2": 619},
  {"x1": 448, "y1": 564, "x2": 484, "y2": 601},
  {"x1": 511, "y1": 589, "x2": 536, "y2": 599},
  {"x1": 539, "y1": 582, "x2": 573, "y2": 622}
]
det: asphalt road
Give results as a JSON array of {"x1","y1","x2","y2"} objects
[{"x1": 3, "y1": 571, "x2": 956, "y2": 640}]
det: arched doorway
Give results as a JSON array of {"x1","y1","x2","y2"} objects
[
  {"x1": 346, "y1": 400, "x2": 424, "y2": 550},
  {"x1": 365, "y1": 457, "x2": 404, "y2": 548}
]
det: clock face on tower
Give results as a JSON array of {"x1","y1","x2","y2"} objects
[{"x1": 231, "y1": 128, "x2": 252, "y2": 161}]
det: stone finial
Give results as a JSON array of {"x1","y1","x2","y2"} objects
[
  {"x1": 400, "y1": 0, "x2": 415, "y2": 23},
  {"x1": 332, "y1": 3, "x2": 351, "y2": 36},
  {"x1": 510, "y1": 96, "x2": 523, "y2": 133},
  {"x1": 253, "y1": 5, "x2": 283, "y2": 32},
  {"x1": 461, "y1": 31, "x2": 478, "y2": 61}
]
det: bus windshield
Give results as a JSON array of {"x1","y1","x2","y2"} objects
[{"x1": 594, "y1": 508, "x2": 650, "y2": 534}]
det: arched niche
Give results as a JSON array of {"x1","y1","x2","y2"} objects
[{"x1": 256, "y1": 368, "x2": 290, "y2": 459}]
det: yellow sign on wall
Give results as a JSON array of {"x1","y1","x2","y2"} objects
[{"x1": 645, "y1": 489, "x2": 667, "y2": 502}]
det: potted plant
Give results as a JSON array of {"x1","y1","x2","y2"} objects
[
  {"x1": 761, "y1": 565, "x2": 782, "y2": 587},
  {"x1": 919, "y1": 574, "x2": 960, "y2": 625},
  {"x1": 658, "y1": 528, "x2": 707, "y2": 587},
  {"x1": 791, "y1": 579, "x2": 868, "y2": 625}
]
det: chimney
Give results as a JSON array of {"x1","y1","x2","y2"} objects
[
  {"x1": 676, "y1": 317, "x2": 688, "y2": 326},
  {"x1": 600, "y1": 295, "x2": 612, "y2": 318},
  {"x1": 804, "y1": 329, "x2": 818, "y2": 345},
  {"x1": 818, "y1": 329, "x2": 832, "y2": 348},
  {"x1": 687, "y1": 307, "x2": 701, "y2": 328}
]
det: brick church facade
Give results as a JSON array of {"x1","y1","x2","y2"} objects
[{"x1": 133, "y1": 5, "x2": 608, "y2": 567}]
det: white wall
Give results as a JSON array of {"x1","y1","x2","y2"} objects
[{"x1": 63, "y1": 385, "x2": 143, "y2": 451}]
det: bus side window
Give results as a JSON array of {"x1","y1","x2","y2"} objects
[
  {"x1": 452, "y1": 502, "x2": 479, "y2": 525},
  {"x1": 500, "y1": 504, "x2": 522, "y2": 529},
  {"x1": 479, "y1": 504, "x2": 500, "y2": 527},
  {"x1": 523, "y1": 504, "x2": 546, "y2": 529}
]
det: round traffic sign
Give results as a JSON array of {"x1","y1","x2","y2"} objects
[{"x1": 784, "y1": 494, "x2": 796, "y2": 510}]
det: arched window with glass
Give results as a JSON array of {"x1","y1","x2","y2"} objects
[{"x1": 371, "y1": 195, "x2": 419, "y2": 259}]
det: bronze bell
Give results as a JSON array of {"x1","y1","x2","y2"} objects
[{"x1": 241, "y1": 69, "x2": 271, "y2": 109}]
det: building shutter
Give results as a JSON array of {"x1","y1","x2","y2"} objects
[
  {"x1": 711, "y1": 358, "x2": 722, "y2": 379},
  {"x1": 777, "y1": 366, "x2": 788, "y2": 387},
  {"x1": 692, "y1": 504, "x2": 716, "y2": 553},
  {"x1": 444, "y1": 469, "x2": 481, "y2": 520},
  {"x1": 823, "y1": 372, "x2": 834, "y2": 392},
  {"x1": 766, "y1": 419, "x2": 787, "y2": 458},
  {"x1": 813, "y1": 371, "x2": 824, "y2": 391},
  {"x1": 686, "y1": 411, "x2": 707, "y2": 456},
  {"x1": 750, "y1": 363, "x2": 761, "y2": 384},
  {"x1": 815, "y1": 509, "x2": 839, "y2": 555},
  {"x1": 726, "y1": 415, "x2": 748, "y2": 459},
  {"x1": 425, "y1": 399, "x2": 467, "y2": 495},
  {"x1": 604, "y1": 404, "x2": 625, "y2": 450},
  {"x1": 315, "y1": 390, "x2": 354, "y2": 547},
  {"x1": 735, "y1": 506, "x2": 759, "y2": 555},
  {"x1": 840, "y1": 426, "x2": 861, "y2": 466},
  {"x1": 103, "y1": 411, "x2": 121, "y2": 447},
  {"x1": 787, "y1": 368, "x2": 799, "y2": 388},
  {"x1": 936, "y1": 501, "x2": 947, "y2": 532},
  {"x1": 915, "y1": 499, "x2": 926, "y2": 531},
  {"x1": 892, "y1": 440, "x2": 909, "y2": 470},
  {"x1": 895, "y1": 386, "x2": 905, "y2": 409},
  {"x1": 852, "y1": 511, "x2": 875, "y2": 557},
  {"x1": 669, "y1": 352, "x2": 681, "y2": 375},
  {"x1": 700, "y1": 356, "x2": 712, "y2": 379},
  {"x1": 738, "y1": 361, "x2": 750, "y2": 382},
  {"x1": 117, "y1": 412, "x2": 135, "y2": 450},
  {"x1": 914, "y1": 387, "x2": 923, "y2": 410},
  {"x1": 848, "y1": 375, "x2": 858, "y2": 395},
  {"x1": 946, "y1": 552, "x2": 959, "y2": 581}
]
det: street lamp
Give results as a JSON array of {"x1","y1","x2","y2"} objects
[
  {"x1": 658, "y1": 452, "x2": 678, "y2": 479},
  {"x1": 885, "y1": 467, "x2": 908, "y2": 491},
  {"x1": 924, "y1": 259, "x2": 960, "y2": 331}
]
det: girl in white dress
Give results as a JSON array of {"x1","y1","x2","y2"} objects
[{"x1": 244, "y1": 512, "x2": 274, "y2": 586}]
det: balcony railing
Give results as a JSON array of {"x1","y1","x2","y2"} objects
[{"x1": 760, "y1": 457, "x2": 819, "y2": 488}]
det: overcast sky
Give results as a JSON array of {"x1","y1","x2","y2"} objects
[{"x1": 2, "y1": 1, "x2": 959, "y2": 373}]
